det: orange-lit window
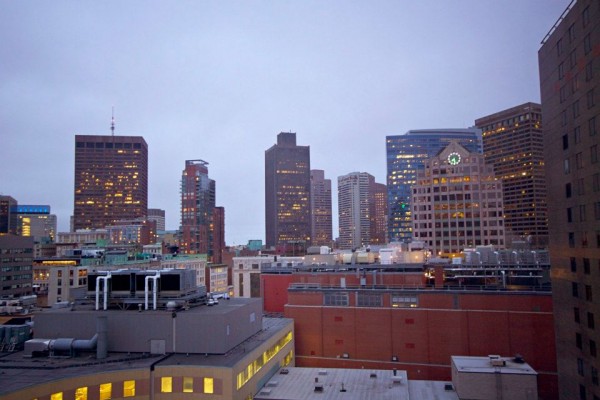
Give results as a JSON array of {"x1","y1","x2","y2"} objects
[
  {"x1": 123, "y1": 380, "x2": 135, "y2": 397},
  {"x1": 204, "y1": 377, "x2": 214, "y2": 394},
  {"x1": 75, "y1": 387, "x2": 88, "y2": 400},
  {"x1": 99, "y1": 383, "x2": 111, "y2": 400},
  {"x1": 50, "y1": 393, "x2": 63, "y2": 400},
  {"x1": 183, "y1": 377, "x2": 194, "y2": 393},
  {"x1": 161, "y1": 377, "x2": 172, "y2": 393}
]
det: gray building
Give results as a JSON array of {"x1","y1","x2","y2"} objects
[{"x1": 0, "y1": 235, "x2": 34, "y2": 298}]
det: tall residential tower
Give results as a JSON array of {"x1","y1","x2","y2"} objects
[
  {"x1": 265, "y1": 132, "x2": 311, "y2": 250},
  {"x1": 539, "y1": 1, "x2": 600, "y2": 398},
  {"x1": 73, "y1": 135, "x2": 148, "y2": 230}
]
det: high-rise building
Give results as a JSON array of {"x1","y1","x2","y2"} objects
[
  {"x1": 0, "y1": 195, "x2": 18, "y2": 235},
  {"x1": 310, "y1": 169, "x2": 333, "y2": 247},
  {"x1": 265, "y1": 132, "x2": 311, "y2": 249},
  {"x1": 0, "y1": 235, "x2": 34, "y2": 298},
  {"x1": 212, "y1": 206, "x2": 225, "y2": 264},
  {"x1": 180, "y1": 160, "x2": 216, "y2": 259},
  {"x1": 73, "y1": 135, "x2": 148, "y2": 231},
  {"x1": 147, "y1": 208, "x2": 166, "y2": 231},
  {"x1": 338, "y1": 172, "x2": 385, "y2": 250},
  {"x1": 475, "y1": 103, "x2": 548, "y2": 247},
  {"x1": 412, "y1": 142, "x2": 505, "y2": 254},
  {"x1": 386, "y1": 129, "x2": 482, "y2": 243},
  {"x1": 16, "y1": 205, "x2": 57, "y2": 242},
  {"x1": 539, "y1": 1, "x2": 600, "y2": 398},
  {"x1": 369, "y1": 180, "x2": 388, "y2": 245}
]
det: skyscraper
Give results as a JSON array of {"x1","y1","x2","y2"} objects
[
  {"x1": 411, "y1": 142, "x2": 505, "y2": 254},
  {"x1": 16, "y1": 205, "x2": 57, "y2": 242},
  {"x1": 310, "y1": 169, "x2": 333, "y2": 247},
  {"x1": 386, "y1": 129, "x2": 481, "y2": 243},
  {"x1": 338, "y1": 172, "x2": 385, "y2": 250},
  {"x1": 147, "y1": 208, "x2": 166, "y2": 231},
  {"x1": 369, "y1": 180, "x2": 387, "y2": 245},
  {"x1": 180, "y1": 160, "x2": 216, "y2": 258},
  {"x1": 0, "y1": 195, "x2": 18, "y2": 235},
  {"x1": 73, "y1": 135, "x2": 148, "y2": 230},
  {"x1": 539, "y1": 1, "x2": 600, "y2": 398},
  {"x1": 265, "y1": 132, "x2": 311, "y2": 249},
  {"x1": 475, "y1": 103, "x2": 548, "y2": 247}
]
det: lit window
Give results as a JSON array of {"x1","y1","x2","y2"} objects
[
  {"x1": 123, "y1": 380, "x2": 135, "y2": 397},
  {"x1": 51, "y1": 393, "x2": 63, "y2": 400},
  {"x1": 161, "y1": 377, "x2": 172, "y2": 393},
  {"x1": 204, "y1": 377, "x2": 214, "y2": 394},
  {"x1": 99, "y1": 383, "x2": 111, "y2": 400},
  {"x1": 75, "y1": 387, "x2": 88, "y2": 400},
  {"x1": 183, "y1": 377, "x2": 194, "y2": 393}
]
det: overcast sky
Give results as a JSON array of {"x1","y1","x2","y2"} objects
[{"x1": 0, "y1": 0, "x2": 569, "y2": 245}]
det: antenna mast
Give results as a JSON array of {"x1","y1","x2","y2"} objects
[{"x1": 111, "y1": 106, "x2": 115, "y2": 136}]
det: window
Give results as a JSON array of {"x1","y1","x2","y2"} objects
[
  {"x1": 576, "y1": 307, "x2": 581, "y2": 323},
  {"x1": 161, "y1": 377, "x2": 173, "y2": 393},
  {"x1": 123, "y1": 381, "x2": 135, "y2": 397},
  {"x1": 583, "y1": 6, "x2": 590, "y2": 26},
  {"x1": 565, "y1": 158, "x2": 571, "y2": 174},
  {"x1": 567, "y1": 183, "x2": 572, "y2": 198},
  {"x1": 579, "y1": 358, "x2": 585, "y2": 376},
  {"x1": 594, "y1": 367, "x2": 599, "y2": 385},
  {"x1": 596, "y1": 174, "x2": 600, "y2": 192},
  {"x1": 570, "y1": 49, "x2": 577, "y2": 68},
  {"x1": 391, "y1": 295, "x2": 419, "y2": 308},
  {"x1": 204, "y1": 377, "x2": 214, "y2": 394},
  {"x1": 586, "y1": 285, "x2": 593, "y2": 301},
  {"x1": 562, "y1": 109, "x2": 568, "y2": 126},
  {"x1": 588, "y1": 89, "x2": 596, "y2": 109},
  {"x1": 581, "y1": 383, "x2": 587, "y2": 400},
  {"x1": 576, "y1": 152, "x2": 584, "y2": 169},
  {"x1": 99, "y1": 383, "x2": 112, "y2": 400},
  {"x1": 563, "y1": 134, "x2": 569, "y2": 149},
  {"x1": 577, "y1": 332, "x2": 583, "y2": 349},
  {"x1": 574, "y1": 101, "x2": 581, "y2": 118},
  {"x1": 592, "y1": 145, "x2": 598, "y2": 164},
  {"x1": 571, "y1": 257, "x2": 577, "y2": 272},
  {"x1": 577, "y1": 178, "x2": 585, "y2": 196},
  {"x1": 75, "y1": 387, "x2": 88, "y2": 400},
  {"x1": 557, "y1": 38, "x2": 564, "y2": 55},
  {"x1": 573, "y1": 282, "x2": 580, "y2": 297},
  {"x1": 580, "y1": 205, "x2": 587, "y2": 222},
  {"x1": 587, "y1": 62, "x2": 595, "y2": 82},
  {"x1": 585, "y1": 258, "x2": 591, "y2": 274},
  {"x1": 561, "y1": 85, "x2": 567, "y2": 103},
  {"x1": 569, "y1": 23, "x2": 576, "y2": 43},
  {"x1": 559, "y1": 63, "x2": 565, "y2": 80},
  {"x1": 51, "y1": 393, "x2": 63, "y2": 400},
  {"x1": 589, "y1": 312, "x2": 595, "y2": 329},
  {"x1": 591, "y1": 340, "x2": 597, "y2": 357},
  {"x1": 570, "y1": 232, "x2": 576, "y2": 248},
  {"x1": 324, "y1": 292, "x2": 349, "y2": 306},
  {"x1": 593, "y1": 117, "x2": 599, "y2": 136},
  {"x1": 575, "y1": 126, "x2": 582, "y2": 143},
  {"x1": 584, "y1": 34, "x2": 592, "y2": 55},
  {"x1": 183, "y1": 377, "x2": 194, "y2": 393},
  {"x1": 357, "y1": 293, "x2": 382, "y2": 307}
]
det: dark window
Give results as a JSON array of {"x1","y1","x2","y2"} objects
[
  {"x1": 574, "y1": 101, "x2": 581, "y2": 118},
  {"x1": 594, "y1": 174, "x2": 600, "y2": 192},
  {"x1": 562, "y1": 110, "x2": 568, "y2": 126},
  {"x1": 592, "y1": 145, "x2": 598, "y2": 164},
  {"x1": 581, "y1": 205, "x2": 587, "y2": 222},
  {"x1": 563, "y1": 134, "x2": 569, "y2": 149},
  {"x1": 559, "y1": 62, "x2": 565, "y2": 80},
  {"x1": 576, "y1": 307, "x2": 581, "y2": 323},
  {"x1": 569, "y1": 23, "x2": 576, "y2": 42},
  {"x1": 582, "y1": 6, "x2": 590, "y2": 27},
  {"x1": 570, "y1": 49, "x2": 577, "y2": 68},
  {"x1": 577, "y1": 332, "x2": 583, "y2": 349},
  {"x1": 577, "y1": 152, "x2": 584, "y2": 169},
  {"x1": 579, "y1": 358, "x2": 585, "y2": 377},
  {"x1": 587, "y1": 62, "x2": 594, "y2": 82},
  {"x1": 557, "y1": 38, "x2": 564, "y2": 55},
  {"x1": 573, "y1": 282, "x2": 580, "y2": 297},
  {"x1": 567, "y1": 183, "x2": 572, "y2": 198},
  {"x1": 570, "y1": 232, "x2": 576, "y2": 248},
  {"x1": 571, "y1": 257, "x2": 577, "y2": 272},
  {"x1": 591, "y1": 340, "x2": 597, "y2": 357},
  {"x1": 588, "y1": 89, "x2": 596, "y2": 109},
  {"x1": 568, "y1": 207, "x2": 573, "y2": 223},
  {"x1": 584, "y1": 258, "x2": 591, "y2": 274},
  {"x1": 584, "y1": 34, "x2": 592, "y2": 55},
  {"x1": 578, "y1": 178, "x2": 585, "y2": 195},
  {"x1": 580, "y1": 383, "x2": 587, "y2": 400},
  {"x1": 586, "y1": 285, "x2": 593, "y2": 302},
  {"x1": 596, "y1": 203, "x2": 600, "y2": 220},
  {"x1": 589, "y1": 312, "x2": 595, "y2": 329},
  {"x1": 593, "y1": 367, "x2": 599, "y2": 385},
  {"x1": 591, "y1": 117, "x2": 598, "y2": 136},
  {"x1": 575, "y1": 126, "x2": 582, "y2": 143}
]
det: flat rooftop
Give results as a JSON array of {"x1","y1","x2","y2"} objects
[
  {"x1": 0, "y1": 317, "x2": 292, "y2": 396},
  {"x1": 452, "y1": 355, "x2": 537, "y2": 375},
  {"x1": 254, "y1": 367, "x2": 458, "y2": 400}
]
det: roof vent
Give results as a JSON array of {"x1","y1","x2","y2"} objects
[
  {"x1": 314, "y1": 384, "x2": 324, "y2": 392},
  {"x1": 370, "y1": 373, "x2": 377, "y2": 379},
  {"x1": 279, "y1": 368, "x2": 289, "y2": 375},
  {"x1": 259, "y1": 388, "x2": 272, "y2": 395},
  {"x1": 318, "y1": 369, "x2": 328, "y2": 376}
]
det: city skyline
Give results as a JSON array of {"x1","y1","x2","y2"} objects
[{"x1": 0, "y1": 1, "x2": 570, "y2": 244}]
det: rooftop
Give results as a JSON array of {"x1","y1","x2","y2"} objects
[{"x1": 452, "y1": 355, "x2": 537, "y2": 376}]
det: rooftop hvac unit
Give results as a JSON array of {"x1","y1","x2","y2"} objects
[
  {"x1": 314, "y1": 384, "x2": 324, "y2": 392},
  {"x1": 266, "y1": 381, "x2": 278, "y2": 387},
  {"x1": 259, "y1": 388, "x2": 272, "y2": 395}
]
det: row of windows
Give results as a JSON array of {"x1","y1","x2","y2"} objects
[
  {"x1": 76, "y1": 142, "x2": 143, "y2": 149},
  {"x1": 324, "y1": 293, "x2": 419, "y2": 308}
]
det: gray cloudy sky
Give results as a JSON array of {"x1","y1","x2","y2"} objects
[{"x1": 0, "y1": 0, "x2": 568, "y2": 245}]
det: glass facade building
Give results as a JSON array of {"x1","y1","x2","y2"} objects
[{"x1": 386, "y1": 129, "x2": 481, "y2": 242}]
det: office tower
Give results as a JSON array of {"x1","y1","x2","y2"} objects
[
  {"x1": 0, "y1": 235, "x2": 34, "y2": 298},
  {"x1": 265, "y1": 132, "x2": 311, "y2": 249},
  {"x1": 338, "y1": 172, "x2": 385, "y2": 250},
  {"x1": 0, "y1": 195, "x2": 18, "y2": 235},
  {"x1": 539, "y1": 1, "x2": 600, "y2": 398},
  {"x1": 475, "y1": 103, "x2": 548, "y2": 247},
  {"x1": 180, "y1": 160, "x2": 217, "y2": 259},
  {"x1": 73, "y1": 135, "x2": 148, "y2": 230},
  {"x1": 310, "y1": 169, "x2": 333, "y2": 247},
  {"x1": 107, "y1": 218, "x2": 156, "y2": 246},
  {"x1": 212, "y1": 206, "x2": 225, "y2": 264},
  {"x1": 369, "y1": 180, "x2": 388, "y2": 245},
  {"x1": 16, "y1": 205, "x2": 57, "y2": 242},
  {"x1": 147, "y1": 208, "x2": 166, "y2": 231},
  {"x1": 386, "y1": 129, "x2": 482, "y2": 243},
  {"x1": 412, "y1": 142, "x2": 505, "y2": 255}
]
